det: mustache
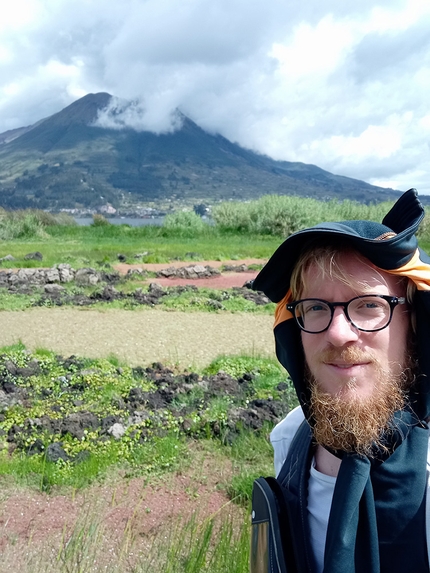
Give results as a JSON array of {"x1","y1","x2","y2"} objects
[{"x1": 317, "y1": 346, "x2": 376, "y2": 364}]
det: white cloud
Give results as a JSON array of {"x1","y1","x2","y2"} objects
[
  {"x1": 94, "y1": 96, "x2": 183, "y2": 134},
  {"x1": 2, "y1": 0, "x2": 430, "y2": 193}
]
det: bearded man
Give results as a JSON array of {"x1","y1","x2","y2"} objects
[{"x1": 250, "y1": 189, "x2": 430, "y2": 573}]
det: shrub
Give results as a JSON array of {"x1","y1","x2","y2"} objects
[
  {"x1": 212, "y1": 195, "x2": 320, "y2": 236},
  {"x1": 0, "y1": 211, "x2": 47, "y2": 240},
  {"x1": 91, "y1": 214, "x2": 111, "y2": 226},
  {"x1": 162, "y1": 210, "x2": 209, "y2": 237}
]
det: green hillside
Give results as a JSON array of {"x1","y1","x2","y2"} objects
[{"x1": 0, "y1": 93, "x2": 404, "y2": 210}]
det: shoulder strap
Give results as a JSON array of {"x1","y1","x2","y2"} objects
[
  {"x1": 277, "y1": 419, "x2": 314, "y2": 573},
  {"x1": 277, "y1": 419, "x2": 312, "y2": 486}
]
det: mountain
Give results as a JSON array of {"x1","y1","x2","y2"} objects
[{"x1": 0, "y1": 92, "x2": 405, "y2": 211}]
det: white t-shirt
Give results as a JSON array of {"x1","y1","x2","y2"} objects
[{"x1": 270, "y1": 406, "x2": 430, "y2": 571}]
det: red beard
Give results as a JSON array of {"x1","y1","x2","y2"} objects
[{"x1": 307, "y1": 347, "x2": 414, "y2": 456}]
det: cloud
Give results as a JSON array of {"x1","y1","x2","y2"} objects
[
  {"x1": 94, "y1": 96, "x2": 184, "y2": 134},
  {"x1": 2, "y1": 0, "x2": 430, "y2": 193}
]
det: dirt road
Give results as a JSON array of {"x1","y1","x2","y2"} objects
[{"x1": 1, "y1": 308, "x2": 276, "y2": 367}]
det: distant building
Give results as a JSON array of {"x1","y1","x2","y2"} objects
[{"x1": 99, "y1": 203, "x2": 117, "y2": 215}]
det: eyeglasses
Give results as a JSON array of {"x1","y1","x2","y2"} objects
[{"x1": 286, "y1": 294, "x2": 406, "y2": 334}]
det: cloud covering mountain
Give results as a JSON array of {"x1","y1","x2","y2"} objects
[{"x1": 1, "y1": 0, "x2": 430, "y2": 192}]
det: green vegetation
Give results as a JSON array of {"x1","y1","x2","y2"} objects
[
  {"x1": 0, "y1": 345, "x2": 287, "y2": 571},
  {"x1": 211, "y1": 194, "x2": 419, "y2": 236},
  {"x1": 0, "y1": 345, "x2": 293, "y2": 491},
  {"x1": 1, "y1": 195, "x2": 429, "y2": 268}
]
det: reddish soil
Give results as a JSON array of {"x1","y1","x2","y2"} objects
[
  {"x1": 114, "y1": 258, "x2": 264, "y2": 289},
  {"x1": 0, "y1": 445, "x2": 244, "y2": 568}
]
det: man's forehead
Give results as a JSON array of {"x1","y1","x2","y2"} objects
[{"x1": 302, "y1": 253, "x2": 402, "y2": 295}]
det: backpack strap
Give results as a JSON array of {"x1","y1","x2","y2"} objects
[
  {"x1": 251, "y1": 420, "x2": 314, "y2": 573},
  {"x1": 276, "y1": 420, "x2": 314, "y2": 573}
]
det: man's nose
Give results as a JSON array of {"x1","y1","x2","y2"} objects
[{"x1": 325, "y1": 307, "x2": 359, "y2": 345}]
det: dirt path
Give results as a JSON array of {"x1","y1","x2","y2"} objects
[{"x1": 1, "y1": 308, "x2": 275, "y2": 367}]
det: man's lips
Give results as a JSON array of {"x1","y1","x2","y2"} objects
[{"x1": 324, "y1": 361, "x2": 371, "y2": 370}]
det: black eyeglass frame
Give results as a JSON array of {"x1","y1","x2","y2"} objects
[{"x1": 286, "y1": 294, "x2": 406, "y2": 334}]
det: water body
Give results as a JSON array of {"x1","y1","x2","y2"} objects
[{"x1": 74, "y1": 217, "x2": 165, "y2": 226}]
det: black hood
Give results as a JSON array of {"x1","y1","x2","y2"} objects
[{"x1": 252, "y1": 188, "x2": 430, "y2": 421}]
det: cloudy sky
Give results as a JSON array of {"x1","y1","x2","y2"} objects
[{"x1": 1, "y1": 0, "x2": 430, "y2": 193}]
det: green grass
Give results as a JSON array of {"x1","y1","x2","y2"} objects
[
  {"x1": 1, "y1": 195, "x2": 430, "y2": 269},
  {"x1": 0, "y1": 347, "x2": 293, "y2": 491},
  {"x1": 225, "y1": 425, "x2": 275, "y2": 506},
  {"x1": 0, "y1": 225, "x2": 279, "y2": 268}
]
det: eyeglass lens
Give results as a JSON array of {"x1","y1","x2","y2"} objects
[{"x1": 295, "y1": 296, "x2": 392, "y2": 333}]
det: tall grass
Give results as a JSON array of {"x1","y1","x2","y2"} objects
[
  {"x1": 0, "y1": 208, "x2": 75, "y2": 240},
  {"x1": 211, "y1": 195, "x2": 401, "y2": 237},
  {"x1": 161, "y1": 210, "x2": 210, "y2": 238},
  {"x1": 0, "y1": 506, "x2": 250, "y2": 573}
]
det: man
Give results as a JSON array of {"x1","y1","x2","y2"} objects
[{"x1": 251, "y1": 189, "x2": 430, "y2": 573}]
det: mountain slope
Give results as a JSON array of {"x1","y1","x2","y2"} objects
[{"x1": 0, "y1": 93, "x2": 403, "y2": 210}]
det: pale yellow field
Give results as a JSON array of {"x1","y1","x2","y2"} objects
[{"x1": 1, "y1": 308, "x2": 276, "y2": 368}]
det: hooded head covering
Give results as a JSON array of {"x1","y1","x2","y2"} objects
[
  {"x1": 252, "y1": 188, "x2": 430, "y2": 572},
  {"x1": 252, "y1": 187, "x2": 430, "y2": 422}
]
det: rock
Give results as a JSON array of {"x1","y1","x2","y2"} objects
[
  {"x1": 100, "y1": 271, "x2": 120, "y2": 284},
  {"x1": 24, "y1": 251, "x2": 43, "y2": 261},
  {"x1": 156, "y1": 265, "x2": 221, "y2": 279},
  {"x1": 129, "y1": 411, "x2": 151, "y2": 424},
  {"x1": 158, "y1": 267, "x2": 177, "y2": 278},
  {"x1": 45, "y1": 442, "x2": 68, "y2": 462},
  {"x1": 15, "y1": 360, "x2": 41, "y2": 378},
  {"x1": 0, "y1": 254, "x2": 15, "y2": 262},
  {"x1": 44, "y1": 268, "x2": 60, "y2": 283},
  {"x1": 107, "y1": 423, "x2": 126, "y2": 439},
  {"x1": 3, "y1": 382, "x2": 18, "y2": 394},
  {"x1": 100, "y1": 285, "x2": 120, "y2": 300},
  {"x1": 117, "y1": 254, "x2": 127, "y2": 262},
  {"x1": 223, "y1": 264, "x2": 248, "y2": 272},
  {"x1": 61, "y1": 412, "x2": 99, "y2": 440},
  {"x1": 28, "y1": 438, "x2": 45, "y2": 455},
  {"x1": 16, "y1": 268, "x2": 46, "y2": 285},
  {"x1": 126, "y1": 269, "x2": 148, "y2": 278},
  {"x1": 75, "y1": 267, "x2": 100, "y2": 285},
  {"x1": 101, "y1": 415, "x2": 122, "y2": 431},
  {"x1": 44, "y1": 284, "x2": 65, "y2": 294},
  {"x1": 57, "y1": 264, "x2": 75, "y2": 283},
  {"x1": 148, "y1": 282, "x2": 165, "y2": 295},
  {"x1": 4, "y1": 360, "x2": 18, "y2": 375}
]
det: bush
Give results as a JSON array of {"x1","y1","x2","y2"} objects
[
  {"x1": 0, "y1": 209, "x2": 77, "y2": 240},
  {"x1": 212, "y1": 195, "x2": 321, "y2": 236},
  {"x1": 162, "y1": 210, "x2": 209, "y2": 237},
  {"x1": 0, "y1": 211, "x2": 47, "y2": 240},
  {"x1": 91, "y1": 214, "x2": 111, "y2": 227}
]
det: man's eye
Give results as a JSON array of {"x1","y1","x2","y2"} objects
[
  {"x1": 355, "y1": 300, "x2": 385, "y2": 312},
  {"x1": 304, "y1": 303, "x2": 326, "y2": 313}
]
